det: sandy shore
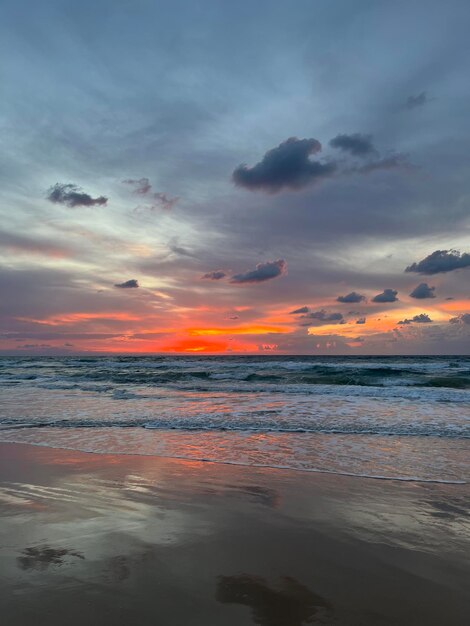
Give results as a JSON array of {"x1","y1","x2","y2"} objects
[{"x1": 0, "y1": 442, "x2": 469, "y2": 625}]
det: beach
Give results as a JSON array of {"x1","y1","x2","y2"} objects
[{"x1": 1, "y1": 442, "x2": 469, "y2": 626}]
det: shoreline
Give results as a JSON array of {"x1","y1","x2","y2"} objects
[
  {"x1": 0, "y1": 426, "x2": 467, "y2": 485},
  {"x1": 1, "y1": 441, "x2": 469, "y2": 625},
  {"x1": 0, "y1": 437, "x2": 467, "y2": 485}
]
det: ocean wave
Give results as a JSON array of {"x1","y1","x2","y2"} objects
[
  {"x1": 1, "y1": 356, "x2": 469, "y2": 390},
  {"x1": 1, "y1": 417, "x2": 468, "y2": 439}
]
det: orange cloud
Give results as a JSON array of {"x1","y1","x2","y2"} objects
[
  {"x1": 187, "y1": 324, "x2": 289, "y2": 336},
  {"x1": 160, "y1": 338, "x2": 229, "y2": 352},
  {"x1": 438, "y1": 299, "x2": 470, "y2": 313}
]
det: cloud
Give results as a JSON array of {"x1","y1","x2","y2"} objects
[
  {"x1": 405, "y1": 250, "x2": 470, "y2": 274},
  {"x1": 202, "y1": 270, "x2": 226, "y2": 280},
  {"x1": 114, "y1": 279, "x2": 139, "y2": 289},
  {"x1": 372, "y1": 288, "x2": 398, "y2": 303},
  {"x1": 398, "y1": 313, "x2": 432, "y2": 325},
  {"x1": 232, "y1": 137, "x2": 336, "y2": 193},
  {"x1": 337, "y1": 291, "x2": 366, "y2": 303},
  {"x1": 302, "y1": 310, "x2": 344, "y2": 324},
  {"x1": 406, "y1": 91, "x2": 430, "y2": 109},
  {"x1": 47, "y1": 183, "x2": 107, "y2": 207},
  {"x1": 409, "y1": 282, "x2": 436, "y2": 299},
  {"x1": 290, "y1": 306, "x2": 309, "y2": 314},
  {"x1": 152, "y1": 192, "x2": 179, "y2": 211},
  {"x1": 123, "y1": 177, "x2": 152, "y2": 194},
  {"x1": 0, "y1": 231, "x2": 72, "y2": 258},
  {"x1": 230, "y1": 259, "x2": 287, "y2": 284},
  {"x1": 449, "y1": 313, "x2": 470, "y2": 325},
  {"x1": 356, "y1": 317, "x2": 366, "y2": 324},
  {"x1": 168, "y1": 238, "x2": 196, "y2": 257},
  {"x1": 356, "y1": 154, "x2": 409, "y2": 174},
  {"x1": 329, "y1": 133, "x2": 376, "y2": 157},
  {"x1": 125, "y1": 177, "x2": 178, "y2": 210}
]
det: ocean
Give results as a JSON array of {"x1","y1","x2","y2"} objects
[{"x1": 0, "y1": 355, "x2": 468, "y2": 483}]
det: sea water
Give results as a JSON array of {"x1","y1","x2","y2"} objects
[{"x1": 0, "y1": 355, "x2": 468, "y2": 482}]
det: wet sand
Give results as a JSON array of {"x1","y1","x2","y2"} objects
[{"x1": 0, "y1": 442, "x2": 469, "y2": 625}]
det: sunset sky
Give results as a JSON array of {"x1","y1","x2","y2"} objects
[{"x1": 1, "y1": 0, "x2": 469, "y2": 355}]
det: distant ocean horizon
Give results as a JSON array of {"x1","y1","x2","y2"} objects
[{"x1": 1, "y1": 355, "x2": 468, "y2": 484}]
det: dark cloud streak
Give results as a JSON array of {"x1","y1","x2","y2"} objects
[
  {"x1": 202, "y1": 270, "x2": 226, "y2": 280},
  {"x1": 114, "y1": 279, "x2": 139, "y2": 289},
  {"x1": 230, "y1": 259, "x2": 287, "y2": 284},
  {"x1": 329, "y1": 133, "x2": 376, "y2": 157},
  {"x1": 47, "y1": 183, "x2": 107, "y2": 208},
  {"x1": 337, "y1": 291, "x2": 366, "y2": 303}
]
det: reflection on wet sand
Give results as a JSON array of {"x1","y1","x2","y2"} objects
[
  {"x1": 1, "y1": 443, "x2": 469, "y2": 626},
  {"x1": 201, "y1": 482, "x2": 281, "y2": 508},
  {"x1": 426, "y1": 499, "x2": 469, "y2": 520},
  {"x1": 216, "y1": 574, "x2": 333, "y2": 626},
  {"x1": 18, "y1": 546, "x2": 84, "y2": 571}
]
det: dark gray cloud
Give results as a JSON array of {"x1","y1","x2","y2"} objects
[
  {"x1": 356, "y1": 317, "x2": 366, "y2": 324},
  {"x1": 337, "y1": 291, "x2": 366, "y2": 303},
  {"x1": 301, "y1": 310, "x2": 344, "y2": 324},
  {"x1": 114, "y1": 279, "x2": 139, "y2": 289},
  {"x1": 47, "y1": 183, "x2": 107, "y2": 208},
  {"x1": 329, "y1": 133, "x2": 376, "y2": 157},
  {"x1": 406, "y1": 91, "x2": 430, "y2": 109},
  {"x1": 449, "y1": 313, "x2": 470, "y2": 325},
  {"x1": 290, "y1": 306, "x2": 309, "y2": 314},
  {"x1": 230, "y1": 259, "x2": 287, "y2": 284},
  {"x1": 232, "y1": 137, "x2": 336, "y2": 193},
  {"x1": 409, "y1": 282, "x2": 436, "y2": 299},
  {"x1": 398, "y1": 313, "x2": 432, "y2": 325},
  {"x1": 372, "y1": 288, "x2": 398, "y2": 303},
  {"x1": 202, "y1": 270, "x2": 226, "y2": 280},
  {"x1": 405, "y1": 250, "x2": 470, "y2": 274}
]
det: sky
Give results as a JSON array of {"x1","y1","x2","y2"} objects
[{"x1": 1, "y1": 0, "x2": 469, "y2": 355}]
